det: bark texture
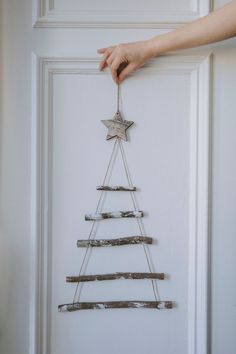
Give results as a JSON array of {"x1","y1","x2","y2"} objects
[
  {"x1": 66, "y1": 272, "x2": 165, "y2": 283},
  {"x1": 85, "y1": 210, "x2": 143, "y2": 221},
  {"x1": 58, "y1": 300, "x2": 173, "y2": 312},
  {"x1": 76, "y1": 236, "x2": 153, "y2": 247},
  {"x1": 96, "y1": 185, "x2": 136, "y2": 191}
]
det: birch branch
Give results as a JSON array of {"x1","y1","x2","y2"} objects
[
  {"x1": 66, "y1": 272, "x2": 165, "y2": 283},
  {"x1": 85, "y1": 210, "x2": 143, "y2": 221},
  {"x1": 76, "y1": 236, "x2": 153, "y2": 247},
  {"x1": 58, "y1": 300, "x2": 173, "y2": 312},
  {"x1": 96, "y1": 185, "x2": 136, "y2": 191}
]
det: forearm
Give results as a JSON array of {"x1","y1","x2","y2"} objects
[
  {"x1": 147, "y1": 0, "x2": 236, "y2": 57},
  {"x1": 97, "y1": 1, "x2": 236, "y2": 83}
]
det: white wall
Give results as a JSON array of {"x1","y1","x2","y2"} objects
[
  {"x1": 0, "y1": 1, "x2": 235, "y2": 354},
  {"x1": 0, "y1": 1, "x2": 32, "y2": 353},
  {"x1": 211, "y1": 41, "x2": 236, "y2": 354}
]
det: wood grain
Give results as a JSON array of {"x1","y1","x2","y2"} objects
[
  {"x1": 101, "y1": 111, "x2": 134, "y2": 141},
  {"x1": 76, "y1": 236, "x2": 153, "y2": 247},
  {"x1": 85, "y1": 210, "x2": 143, "y2": 221},
  {"x1": 58, "y1": 300, "x2": 173, "y2": 312},
  {"x1": 66, "y1": 272, "x2": 165, "y2": 283},
  {"x1": 96, "y1": 185, "x2": 136, "y2": 191}
]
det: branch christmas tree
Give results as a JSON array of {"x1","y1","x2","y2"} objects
[{"x1": 58, "y1": 85, "x2": 173, "y2": 312}]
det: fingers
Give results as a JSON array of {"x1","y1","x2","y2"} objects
[
  {"x1": 97, "y1": 46, "x2": 115, "y2": 70},
  {"x1": 110, "y1": 56, "x2": 124, "y2": 84},
  {"x1": 97, "y1": 45, "x2": 114, "y2": 54},
  {"x1": 118, "y1": 63, "x2": 136, "y2": 83},
  {"x1": 106, "y1": 50, "x2": 116, "y2": 67},
  {"x1": 97, "y1": 44, "x2": 134, "y2": 84},
  {"x1": 99, "y1": 51, "x2": 112, "y2": 71},
  {"x1": 106, "y1": 51, "x2": 128, "y2": 84},
  {"x1": 97, "y1": 48, "x2": 106, "y2": 54}
]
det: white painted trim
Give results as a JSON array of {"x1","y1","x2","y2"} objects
[
  {"x1": 30, "y1": 53, "x2": 38, "y2": 354},
  {"x1": 31, "y1": 54, "x2": 211, "y2": 354},
  {"x1": 188, "y1": 55, "x2": 211, "y2": 354},
  {"x1": 195, "y1": 55, "x2": 211, "y2": 354},
  {"x1": 188, "y1": 67, "x2": 198, "y2": 354},
  {"x1": 33, "y1": 0, "x2": 210, "y2": 28}
]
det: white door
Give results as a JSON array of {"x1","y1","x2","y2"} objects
[{"x1": 0, "y1": 1, "x2": 235, "y2": 354}]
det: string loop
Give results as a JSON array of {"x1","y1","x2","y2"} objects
[{"x1": 117, "y1": 83, "x2": 120, "y2": 112}]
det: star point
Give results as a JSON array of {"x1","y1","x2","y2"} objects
[{"x1": 101, "y1": 111, "x2": 134, "y2": 141}]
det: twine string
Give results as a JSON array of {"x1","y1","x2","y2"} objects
[
  {"x1": 118, "y1": 139, "x2": 160, "y2": 302},
  {"x1": 72, "y1": 138, "x2": 119, "y2": 303},
  {"x1": 117, "y1": 83, "x2": 120, "y2": 112},
  {"x1": 73, "y1": 84, "x2": 160, "y2": 304}
]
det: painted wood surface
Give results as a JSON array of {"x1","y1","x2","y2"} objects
[
  {"x1": 96, "y1": 185, "x2": 136, "y2": 191},
  {"x1": 66, "y1": 272, "x2": 165, "y2": 283},
  {"x1": 76, "y1": 236, "x2": 153, "y2": 247},
  {"x1": 58, "y1": 300, "x2": 173, "y2": 312},
  {"x1": 85, "y1": 210, "x2": 143, "y2": 220},
  {"x1": 101, "y1": 111, "x2": 134, "y2": 141}
]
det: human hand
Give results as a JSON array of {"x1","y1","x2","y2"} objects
[{"x1": 97, "y1": 40, "x2": 153, "y2": 84}]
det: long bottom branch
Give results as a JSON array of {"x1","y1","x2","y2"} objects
[{"x1": 58, "y1": 300, "x2": 173, "y2": 312}]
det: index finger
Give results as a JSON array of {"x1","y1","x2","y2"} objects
[{"x1": 97, "y1": 48, "x2": 106, "y2": 54}]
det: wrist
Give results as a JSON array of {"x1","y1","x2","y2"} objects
[
  {"x1": 146, "y1": 33, "x2": 174, "y2": 58},
  {"x1": 142, "y1": 39, "x2": 155, "y2": 59}
]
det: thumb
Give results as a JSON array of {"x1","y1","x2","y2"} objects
[{"x1": 118, "y1": 63, "x2": 136, "y2": 83}]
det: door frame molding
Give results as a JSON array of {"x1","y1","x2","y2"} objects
[
  {"x1": 32, "y1": 0, "x2": 210, "y2": 28},
  {"x1": 30, "y1": 54, "x2": 212, "y2": 354}
]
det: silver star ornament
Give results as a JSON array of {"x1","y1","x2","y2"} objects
[{"x1": 101, "y1": 111, "x2": 134, "y2": 141}]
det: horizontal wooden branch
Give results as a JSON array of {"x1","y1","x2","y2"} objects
[
  {"x1": 85, "y1": 211, "x2": 143, "y2": 221},
  {"x1": 66, "y1": 272, "x2": 164, "y2": 283},
  {"x1": 96, "y1": 185, "x2": 136, "y2": 191},
  {"x1": 77, "y1": 236, "x2": 153, "y2": 248},
  {"x1": 58, "y1": 300, "x2": 173, "y2": 312}
]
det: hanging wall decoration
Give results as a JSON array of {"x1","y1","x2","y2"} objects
[{"x1": 58, "y1": 84, "x2": 173, "y2": 312}]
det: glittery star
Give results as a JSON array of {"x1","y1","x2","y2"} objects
[{"x1": 101, "y1": 111, "x2": 134, "y2": 141}]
